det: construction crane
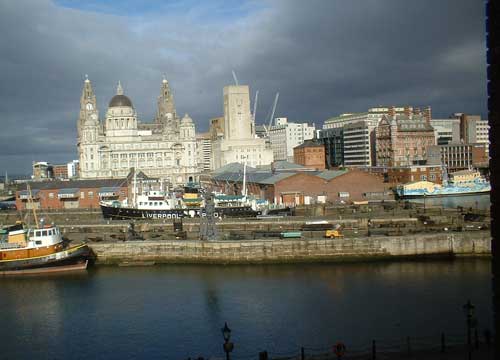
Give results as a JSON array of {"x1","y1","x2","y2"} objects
[
  {"x1": 252, "y1": 90, "x2": 259, "y2": 122},
  {"x1": 231, "y1": 70, "x2": 239, "y2": 86},
  {"x1": 266, "y1": 92, "x2": 280, "y2": 133}
]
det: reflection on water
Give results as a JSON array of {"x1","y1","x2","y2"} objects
[
  {"x1": 408, "y1": 193, "x2": 490, "y2": 210},
  {"x1": 0, "y1": 259, "x2": 492, "y2": 359}
]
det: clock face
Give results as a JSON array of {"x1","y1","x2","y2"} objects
[{"x1": 86, "y1": 103, "x2": 94, "y2": 111}]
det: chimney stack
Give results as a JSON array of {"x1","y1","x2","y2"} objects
[
  {"x1": 403, "y1": 106, "x2": 411, "y2": 118},
  {"x1": 423, "y1": 106, "x2": 432, "y2": 124},
  {"x1": 388, "y1": 106, "x2": 395, "y2": 117}
]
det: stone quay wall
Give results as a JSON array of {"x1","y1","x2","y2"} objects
[{"x1": 88, "y1": 231, "x2": 491, "y2": 265}]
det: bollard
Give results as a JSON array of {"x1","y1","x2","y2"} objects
[
  {"x1": 301, "y1": 347, "x2": 305, "y2": 360},
  {"x1": 372, "y1": 340, "x2": 376, "y2": 360},
  {"x1": 441, "y1": 332, "x2": 446, "y2": 353}
]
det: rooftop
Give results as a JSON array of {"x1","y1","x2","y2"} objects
[
  {"x1": 294, "y1": 139, "x2": 324, "y2": 149},
  {"x1": 19, "y1": 178, "x2": 127, "y2": 191}
]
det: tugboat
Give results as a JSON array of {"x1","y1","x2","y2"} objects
[
  {"x1": 0, "y1": 186, "x2": 89, "y2": 275},
  {"x1": 0, "y1": 220, "x2": 89, "y2": 275}
]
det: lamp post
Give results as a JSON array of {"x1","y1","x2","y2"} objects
[
  {"x1": 221, "y1": 322, "x2": 234, "y2": 360},
  {"x1": 463, "y1": 300, "x2": 475, "y2": 360}
]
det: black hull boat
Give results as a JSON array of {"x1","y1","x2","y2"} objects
[{"x1": 100, "y1": 203, "x2": 261, "y2": 220}]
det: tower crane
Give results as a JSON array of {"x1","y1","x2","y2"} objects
[
  {"x1": 252, "y1": 90, "x2": 259, "y2": 122},
  {"x1": 265, "y1": 92, "x2": 279, "y2": 136},
  {"x1": 231, "y1": 70, "x2": 239, "y2": 86}
]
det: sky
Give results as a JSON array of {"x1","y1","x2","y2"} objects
[{"x1": 0, "y1": 0, "x2": 487, "y2": 174}]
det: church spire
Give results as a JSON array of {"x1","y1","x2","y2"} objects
[{"x1": 117, "y1": 81, "x2": 123, "y2": 95}]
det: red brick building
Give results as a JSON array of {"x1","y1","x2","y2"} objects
[
  {"x1": 52, "y1": 164, "x2": 69, "y2": 179},
  {"x1": 376, "y1": 107, "x2": 436, "y2": 167},
  {"x1": 264, "y1": 169, "x2": 389, "y2": 205},
  {"x1": 16, "y1": 179, "x2": 128, "y2": 210},
  {"x1": 211, "y1": 166, "x2": 391, "y2": 205},
  {"x1": 385, "y1": 165, "x2": 443, "y2": 184},
  {"x1": 293, "y1": 140, "x2": 326, "y2": 170}
]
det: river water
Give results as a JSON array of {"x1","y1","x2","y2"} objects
[{"x1": 0, "y1": 259, "x2": 492, "y2": 359}]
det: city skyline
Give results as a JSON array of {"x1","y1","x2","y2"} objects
[{"x1": 0, "y1": 0, "x2": 487, "y2": 173}]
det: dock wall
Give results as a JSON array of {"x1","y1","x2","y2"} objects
[{"x1": 89, "y1": 231, "x2": 491, "y2": 265}]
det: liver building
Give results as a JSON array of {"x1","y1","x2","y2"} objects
[{"x1": 77, "y1": 76, "x2": 198, "y2": 184}]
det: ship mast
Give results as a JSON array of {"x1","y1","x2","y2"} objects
[
  {"x1": 27, "y1": 183, "x2": 39, "y2": 228},
  {"x1": 242, "y1": 160, "x2": 247, "y2": 197},
  {"x1": 133, "y1": 168, "x2": 137, "y2": 207}
]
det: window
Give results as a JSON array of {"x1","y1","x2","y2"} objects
[
  {"x1": 88, "y1": 191, "x2": 94, "y2": 199},
  {"x1": 35, "y1": 240, "x2": 42, "y2": 245},
  {"x1": 81, "y1": 192, "x2": 85, "y2": 199},
  {"x1": 49, "y1": 192, "x2": 54, "y2": 199},
  {"x1": 42, "y1": 230, "x2": 48, "y2": 236}
]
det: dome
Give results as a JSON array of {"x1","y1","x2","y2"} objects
[
  {"x1": 109, "y1": 94, "x2": 133, "y2": 108},
  {"x1": 181, "y1": 113, "x2": 193, "y2": 124}
]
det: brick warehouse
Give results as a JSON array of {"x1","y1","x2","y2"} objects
[
  {"x1": 211, "y1": 164, "x2": 392, "y2": 205},
  {"x1": 266, "y1": 170, "x2": 391, "y2": 205},
  {"x1": 16, "y1": 179, "x2": 128, "y2": 210}
]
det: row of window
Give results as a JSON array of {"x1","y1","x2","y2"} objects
[
  {"x1": 32, "y1": 228, "x2": 60, "y2": 237},
  {"x1": 46, "y1": 191, "x2": 124, "y2": 199}
]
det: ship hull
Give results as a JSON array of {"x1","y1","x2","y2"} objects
[
  {"x1": 0, "y1": 260, "x2": 88, "y2": 275},
  {"x1": 397, "y1": 189, "x2": 490, "y2": 199},
  {"x1": 0, "y1": 243, "x2": 89, "y2": 271},
  {"x1": 100, "y1": 204, "x2": 261, "y2": 220}
]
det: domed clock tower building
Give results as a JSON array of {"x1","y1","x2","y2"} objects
[{"x1": 77, "y1": 77, "x2": 198, "y2": 185}]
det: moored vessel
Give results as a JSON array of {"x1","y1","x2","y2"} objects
[
  {"x1": 99, "y1": 191, "x2": 263, "y2": 220},
  {"x1": 0, "y1": 221, "x2": 89, "y2": 274},
  {"x1": 396, "y1": 169, "x2": 490, "y2": 198}
]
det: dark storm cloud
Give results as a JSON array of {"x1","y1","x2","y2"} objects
[{"x1": 0, "y1": 0, "x2": 486, "y2": 173}]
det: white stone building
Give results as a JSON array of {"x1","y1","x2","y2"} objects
[
  {"x1": 196, "y1": 132, "x2": 212, "y2": 172},
  {"x1": 323, "y1": 110, "x2": 382, "y2": 167},
  {"x1": 77, "y1": 77, "x2": 198, "y2": 185},
  {"x1": 430, "y1": 118, "x2": 460, "y2": 145},
  {"x1": 212, "y1": 85, "x2": 273, "y2": 169},
  {"x1": 67, "y1": 160, "x2": 79, "y2": 178},
  {"x1": 268, "y1": 118, "x2": 315, "y2": 161}
]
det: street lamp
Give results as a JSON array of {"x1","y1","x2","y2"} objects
[{"x1": 221, "y1": 322, "x2": 234, "y2": 360}]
